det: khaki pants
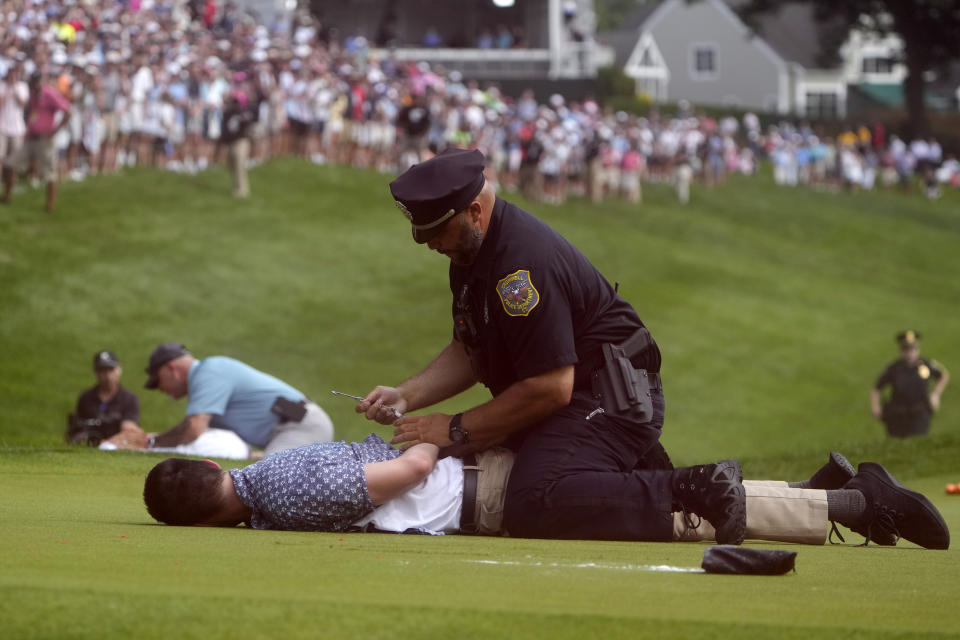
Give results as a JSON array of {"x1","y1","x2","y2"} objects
[
  {"x1": 0, "y1": 134, "x2": 24, "y2": 162},
  {"x1": 674, "y1": 480, "x2": 829, "y2": 545},
  {"x1": 468, "y1": 447, "x2": 516, "y2": 536},
  {"x1": 228, "y1": 138, "x2": 250, "y2": 198},
  {"x1": 4, "y1": 136, "x2": 57, "y2": 182}
]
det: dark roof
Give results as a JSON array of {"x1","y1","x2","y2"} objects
[
  {"x1": 618, "y1": 0, "x2": 664, "y2": 31},
  {"x1": 596, "y1": 0, "x2": 664, "y2": 66},
  {"x1": 598, "y1": 0, "x2": 843, "y2": 71},
  {"x1": 725, "y1": 0, "x2": 844, "y2": 69},
  {"x1": 599, "y1": 28, "x2": 645, "y2": 67}
]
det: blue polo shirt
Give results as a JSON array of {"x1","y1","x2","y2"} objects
[{"x1": 185, "y1": 357, "x2": 306, "y2": 447}]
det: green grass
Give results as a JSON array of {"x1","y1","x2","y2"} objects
[
  {"x1": 1, "y1": 448, "x2": 959, "y2": 639},
  {"x1": 1, "y1": 160, "x2": 960, "y2": 638}
]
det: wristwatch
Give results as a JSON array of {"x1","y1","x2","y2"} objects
[
  {"x1": 448, "y1": 413, "x2": 469, "y2": 445},
  {"x1": 146, "y1": 434, "x2": 157, "y2": 449}
]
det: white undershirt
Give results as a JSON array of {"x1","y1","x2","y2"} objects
[{"x1": 353, "y1": 457, "x2": 464, "y2": 534}]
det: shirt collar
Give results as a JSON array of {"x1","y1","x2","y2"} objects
[
  {"x1": 187, "y1": 358, "x2": 201, "y2": 384},
  {"x1": 469, "y1": 196, "x2": 505, "y2": 272}
]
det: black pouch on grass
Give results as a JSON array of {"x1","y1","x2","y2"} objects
[{"x1": 701, "y1": 546, "x2": 797, "y2": 575}]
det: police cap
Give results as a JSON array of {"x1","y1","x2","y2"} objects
[
  {"x1": 896, "y1": 330, "x2": 921, "y2": 347},
  {"x1": 389, "y1": 148, "x2": 486, "y2": 244}
]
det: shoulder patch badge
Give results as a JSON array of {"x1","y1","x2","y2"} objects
[
  {"x1": 496, "y1": 269, "x2": 540, "y2": 317},
  {"x1": 918, "y1": 363, "x2": 931, "y2": 379}
]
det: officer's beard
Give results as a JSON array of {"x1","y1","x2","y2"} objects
[{"x1": 447, "y1": 217, "x2": 485, "y2": 266}]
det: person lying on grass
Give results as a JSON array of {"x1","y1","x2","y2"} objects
[{"x1": 143, "y1": 435, "x2": 949, "y2": 549}]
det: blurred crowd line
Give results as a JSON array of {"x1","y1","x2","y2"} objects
[{"x1": 1, "y1": 0, "x2": 957, "y2": 203}]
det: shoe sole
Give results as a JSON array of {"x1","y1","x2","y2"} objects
[
  {"x1": 830, "y1": 452, "x2": 856, "y2": 483},
  {"x1": 712, "y1": 460, "x2": 747, "y2": 546},
  {"x1": 857, "y1": 462, "x2": 950, "y2": 550}
]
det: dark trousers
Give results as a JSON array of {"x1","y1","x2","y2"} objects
[
  {"x1": 503, "y1": 390, "x2": 675, "y2": 541},
  {"x1": 882, "y1": 403, "x2": 932, "y2": 438}
]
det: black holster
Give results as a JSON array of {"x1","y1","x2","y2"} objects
[
  {"x1": 270, "y1": 397, "x2": 308, "y2": 423},
  {"x1": 590, "y1": 342, "x2": 654, "y2": 423}
]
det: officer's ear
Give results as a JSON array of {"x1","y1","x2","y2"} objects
[{"x1": 466, "y1": 199, "x2": 483, "y2": 224}]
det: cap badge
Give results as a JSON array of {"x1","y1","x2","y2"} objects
[
  {"x1": 905, "y1": 330, "x2": 916, "y2": 342},
  {"x1": 496, "y1": 269, "x2": 540, "y2": 317},
  {"x1": 395, "y1": 200, "x2": 413, "y2": 221}
]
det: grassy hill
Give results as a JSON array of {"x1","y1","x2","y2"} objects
[
  {"x1": 2, "y1": 161, "x2": 960, "y2": 639},
  {"x1": 1, "y1": 159, "x2": 959, "y2": 476}
]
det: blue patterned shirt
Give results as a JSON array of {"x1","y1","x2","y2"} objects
[{"x1": 229, "y1": 434, "x2": 400, "y2": 531}]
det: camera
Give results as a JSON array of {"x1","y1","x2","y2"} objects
[{"x1": 65, "y1": 414, "x2": 121, "y2": 446}]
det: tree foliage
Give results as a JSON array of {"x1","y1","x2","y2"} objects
[
  {"x1": 735, "y1": 0, "x2": 960, "y2": 135},
  {"x1": 595, "y1": 0, "x2": 650, "y2": 31}
]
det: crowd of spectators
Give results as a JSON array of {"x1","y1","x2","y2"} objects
[
  {"x1": 765, "y1": 121, "x2": 958, "y2": 199},
  {"x1": 0, "y1": 0, "x2": 956, "y2": 206}
]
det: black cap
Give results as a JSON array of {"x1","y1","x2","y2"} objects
[
  {"x1": 93, "y1": 350, "x2": 120, "y2": 370},
  {"x1": 144, "y1": 342, "x2": 190, "y2": 389},
  {"x1": 896, "y1": 330, "x2": 921, "y2": 347},
  {"x1": 389, "y1": 147, "x2": 486, "y2": 244}
]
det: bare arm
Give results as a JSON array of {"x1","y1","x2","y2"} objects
[
  {"x1": 390, "y1": 364, "x2": 574, "y2": 452},
  {"x1": 53, "y1": 106, "x2": 72, "y2": 135},
  {"x1": 152, "y1": 413, "x2": 211, "y2": 447},
  {"x1": 359, "y1": 338, "x2": 477, "y2": 424},
  {"x1": 363, "y1": 443, "x2": 439, "y2": 505},
  {"x1": 931, "y1": 366, "x2": 949, "y2": 411},
  {"x1": 870, "y1": 387, "x2": 883, "y2": 420},
  {"x1": 103, "y1": 420, "x2": 147, "y2": 449}
]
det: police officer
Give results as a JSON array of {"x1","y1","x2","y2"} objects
[
  {"x1": 358, "y1": 148, "x2": 747, "y2": 544},
  {"x1": 871, "y1": 331, "x2": 950, "y2": 437}
]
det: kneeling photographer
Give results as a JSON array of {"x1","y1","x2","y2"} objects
[{"x1": 67, "y1": 350, "x2": 141, "y2": 446}]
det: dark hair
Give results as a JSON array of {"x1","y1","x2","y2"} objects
[{"x1": 143, "y1": 458, "x2": 225, "y2": 525}]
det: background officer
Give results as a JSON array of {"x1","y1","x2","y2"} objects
[
  {"x1": 358, "y1": 148, "x2": 747, "y2": 545},
  {"x1": 68, "y1": 350, "x2": 141, "y2": 445},
  {"x1": 871, "y1": 330, "x2": 950, "y2": 437}
]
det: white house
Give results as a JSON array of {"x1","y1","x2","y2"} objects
[{"x1": 599, "y1": 0, "x2": 905, "y2": 119}]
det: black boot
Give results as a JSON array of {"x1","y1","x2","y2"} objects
[
  {"x1": 843, "y1": 462, "x2": 950, "y2": 549},
  {"x1": 672, "y1": 460, "x2": 746, "y2": 545}
]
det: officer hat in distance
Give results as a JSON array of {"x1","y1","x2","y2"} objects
[
  {"x1": 144, "y1": 342, "x2": 190, "y2": 389},
  {"x1": 896, "y1": 330, "x2": 921, "y2": 347},
  {"x1": 93, "y1": 350, "x2": 120, "y2": 370},
  {"x1": 389, "y1": 147, "x2": 486, "y2": 244}
]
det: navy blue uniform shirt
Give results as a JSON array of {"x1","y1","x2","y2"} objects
[
  {"x1": 875, "y1": 357, "x2": 943, "y2": 408},
  {"x1": 449, "y1": 197, "x2": 658, "y2": 397}
]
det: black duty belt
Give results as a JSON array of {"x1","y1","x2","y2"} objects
[{"x1": 460, "y1": 453, "x2": 479, "y2": 534}]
